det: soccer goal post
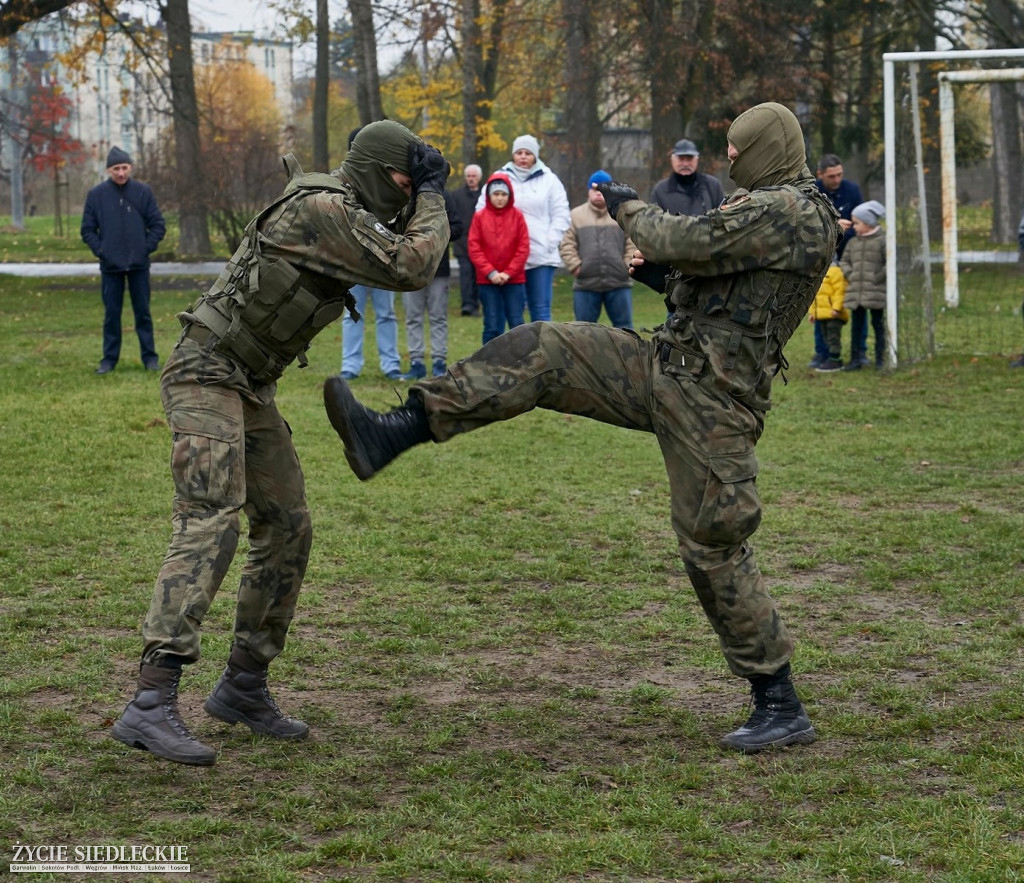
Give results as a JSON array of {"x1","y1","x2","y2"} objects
[{"x1": 883, "y1": 48, "x2": 1024, "y2": 366}]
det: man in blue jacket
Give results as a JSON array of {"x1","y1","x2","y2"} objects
[{"x1": 81, "y1": 146, "x2": 166, "y2": 374}]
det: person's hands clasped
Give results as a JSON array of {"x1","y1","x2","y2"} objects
[
  {"x1": 409, "y1": 142, "x2": 451, "y2": 195},
  {"x1": 594, "y1": 180, "x2": 639, "y2": 220}
]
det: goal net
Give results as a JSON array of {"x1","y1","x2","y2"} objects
[{"x1": 883, "y1": 48, "x2": 1024, "y2": 365}]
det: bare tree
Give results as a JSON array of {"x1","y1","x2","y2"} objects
[
  {"x1": 348, "y1": 0, "x2": 382, "y2": 124},
  {"x1": 0, "y1": 0, "x2": 76, "y2": 37},
  {"x1": 312, "y1": 0, "x2": 329, "y2": 167},
  {"x1": 163, "y1": 0, "x2": 211, "y2": 257},
  {"x1": 560, "y1": 0, "x2": 602, "y2": 205}
]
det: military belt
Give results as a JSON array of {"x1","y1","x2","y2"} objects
[
  {"x1": 656, "y1": 341, "x2": 687, "y2": 367},
  {"x1": 183, "y1": 323, "x2": 216, "y2": 346}
]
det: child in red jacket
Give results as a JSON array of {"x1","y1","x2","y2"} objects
[{"x1": 468, "y1": 172, "x2": 530, "y2": 343}]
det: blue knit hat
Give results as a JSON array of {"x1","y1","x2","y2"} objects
[{"x1": 588, "y1": 169, "x2": 612, "y2": 189}]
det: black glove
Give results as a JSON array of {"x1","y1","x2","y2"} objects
[
  {"x1": 630, "y1": 259, "x2": 672, "y2": 294},
  {"x1": 595, "y1": 180, "x2": 639, "y2": 220},
  {"x1": 409, "y1": 142, "x2": 451, "y2": 195}
]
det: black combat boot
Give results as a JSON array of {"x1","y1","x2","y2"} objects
[
  {"x1": 323, "y1": 375, "x2": 433, "y2": 480},
  {"x1": 719, "y1": 663, "x2": 816, "y2": 753},
  {"x1": 204, "y1": 646, "x2": 309, "y2": 740},
  {"x1": 111, "y1": 664, "x2": 217, "y2": 766}
]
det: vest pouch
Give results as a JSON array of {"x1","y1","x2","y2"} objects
[
  {"x1": 310, "y1": 298, "x2": 349, "y2": 330},
  {"x1": 269, "y1": 287, "x2": 319, "y2": 342}
]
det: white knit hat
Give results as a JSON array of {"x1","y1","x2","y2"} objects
[{"x1": 512, "y1": 134, "x2": 540, "y2": 157}]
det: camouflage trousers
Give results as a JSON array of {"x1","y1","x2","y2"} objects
[
  {"x1": 141, "y1": 332, "x2": 313, "y2": 667},
  {"x1": 414, "y1": 321, "x2": 793, "y2": 678}
]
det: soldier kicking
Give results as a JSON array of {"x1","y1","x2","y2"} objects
[{"x1": 324, "y1": 103, "x2": 840, "y2": 754}]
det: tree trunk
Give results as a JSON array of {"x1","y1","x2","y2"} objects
[
  {"x1": 986, "y1": 0, "x2": 1022, "y2": 242},
  {"x1": 348, "y1": 0, "x2": 382, "y2": 124},
  {"x1": 6, "y1": 37, "x2": 24, "y2": 229},
  {"x1": 645, "y1": 0, "x2": 677, "y2": 189},
  {"x1": 313, "y1": 0, "x2": 329, "y2": 168},
  {"x1": 476, "y1": 0, "x2": 509, "y2": 174},
  {"x1": 163, "y1": 0, "x2": 211, "y2": 257},
  {"x1": 561, "y1": 0, "x2": 602, "y2": 205},
  {"x1": 460, "y1": 0, "x2": 481, "y2": 167}
]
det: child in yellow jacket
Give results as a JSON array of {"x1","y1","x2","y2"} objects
[{"x1": 808, "y1": 260, "x2": 848, "y2": 372}]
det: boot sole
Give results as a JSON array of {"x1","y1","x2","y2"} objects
[
  {"x1": 323, "y1": 376, "x2": 377, "y2": 481},
  {"x1": 111, "y1": 720, "x2": 216, "y2": 766},
  {"x1": 720, "y1": 725, "x2": 817, "y2": 754},
  {"x1": 204, "y1": 696, "x2": 310, "y2": 740}
]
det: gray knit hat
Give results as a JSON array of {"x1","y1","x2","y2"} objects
[
  {"x1": 106, "y1": 146, "x2": 132, "y2": 167},
  {"x1": 852, "y1": 200, "x2": 886, "y2": 227}
]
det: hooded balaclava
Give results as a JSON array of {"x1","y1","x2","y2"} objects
[
  {"x1": 340, "y1": 120, "x2": 422, "y2": 223},
  {"x1": 727, "y1": 102, "x2": 810, "y2": 192}
]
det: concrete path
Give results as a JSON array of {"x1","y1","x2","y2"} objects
[{"x1": 0, "y1": 261, "x2": 227, "y2": 277}]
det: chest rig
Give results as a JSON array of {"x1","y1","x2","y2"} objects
[{"x1": 182, "y1": 155, "x2": 357, "y2": 385}]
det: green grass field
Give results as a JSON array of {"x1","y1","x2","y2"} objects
[{"x1": 1, "y1": 271, "x2": 1023, "y2": 881}]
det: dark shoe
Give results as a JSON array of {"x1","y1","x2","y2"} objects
[
  {"x1": 204, "y1": 647, "x2": 309, "y2": 740},
  {"x1": 323, "y1": 375, "x2": 433, "y2": 480},
  {"x1": 111, "y1": 664, "x2": 216, "y2": 765},
  {"x1": 1009, "y1": 355, "x2": 1024, "y2": 368},
  {"x1": 384, "y1": 371, "x2": 404, "y2": 381},
  {"x1": 144, "y1": 359, "x2": 161, "y2": 371},
  {"x1": 340, "y1": 371, "x2": 359, "y2": 380},
  {"x1": 842, "y1": 361, "x2": 862, "y2": 372},
  {"x1": 95, "y1": 362, "x2": 115, "y2": 375},
  {"x1": 431, "y1": 359, "x2": 447, "y2": 377},
  {"x1": 401, "y1": 361, "x2": 427, "y2": 381},
  {"x1": 720, "y1": 664, "x2": 816, "y2": 754},
  {"x1": 808, "y1": 354, "x2": 824, "y2": 369},
  {"x1": 859, "y1": 354, "x2": 871, "y2": 367},
  {"x1": 815, "y1": 358, "x2": 843, "y2": 373},
  {"x1": 461, "y1": 309, "x2": 479, "y2": 317}
]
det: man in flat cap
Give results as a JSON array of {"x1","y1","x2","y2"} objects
[{"x1": 649, "y1": 138, "x2": 725, "y2": 217}]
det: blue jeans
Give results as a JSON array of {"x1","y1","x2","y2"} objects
[
  {"x1": 341, "y1": 285, "x2": 400, "y2": 376},
  {"x1": 479, "y1": 283, "x2": 526, "y2": 344},
  {"x1": 524, "y1": 265, "x2": 556, "y2": 322},
  {"x1": 573, "y1": 287, "x2": 633, "y2": 329},
  {"x1": 813, "y1": 320, "x2": 828, "y2": 360},
  {"x1": 100, "y1": 268, "x2": 157, "y2": 366}
]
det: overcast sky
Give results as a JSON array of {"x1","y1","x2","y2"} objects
[{"x1": 189, "y1": 0, "x2": 284, "y2": 37}]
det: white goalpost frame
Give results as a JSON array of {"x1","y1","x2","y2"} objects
[{"x1": 882, "y1": 48, "x2": 1024, "y2": 365}]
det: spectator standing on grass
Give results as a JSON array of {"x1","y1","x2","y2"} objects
[
  {"x1": 559, "y1": 170, "x2": 636, "y2": 329},
  {"x1": 451, "y1": 164, "x2": 483, "y2": 317},
  {"x1": 325, "y1": 102, "x2": 841, "y2": 755},
  {"x1": 649, "y1": 138, "x2": 725, "y2": 217},
  {"x1": 481, "y1": 135, "x2": 570, "y2": 322},
  {"x1": 840, "y1": 200, "x2": 887, "y2": 371},
  {"x1": 400, "y1": 189, "x2": 464, "y2": 379},
  {"x1": 468, "y1": 172, "x2": 530, "y2": 344},
  {"x1": 80, "y1": 146, "x2": 166, "y2": 375},
  {"x1": 809, "y1": 258, "x2": 848, "y2": 372},
  {"x1": 813, "y1": 154, "x2": 863, "y2": 368},
  {"x1": 110, "y1": 122, "x2": 451, "y2": 766}
]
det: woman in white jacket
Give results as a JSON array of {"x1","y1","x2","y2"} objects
[{"x1": 479, "y1": 135, "x2": 571, "y2": 322}]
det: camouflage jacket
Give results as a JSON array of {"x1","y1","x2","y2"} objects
[
  {"x1": 618, "y1": 180, "x2": 839, "y2": 411},
  {"x1": 185, "y1": 164, "x2": 449, "y2": 384}
]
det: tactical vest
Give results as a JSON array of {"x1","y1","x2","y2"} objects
[
  {"x1": 659, "y1": 184, "x2": 836, "y2": 409},
  {"x1": 181, "y1": 155, "x2": 358, "y2": 385}
]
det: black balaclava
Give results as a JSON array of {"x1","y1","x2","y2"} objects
[
  {"x1": 340, "y1": 120, "x2": 423, "y2": 222},
  {"x1": 727, "y1": 102, "x2": 810, "y2": 191}
]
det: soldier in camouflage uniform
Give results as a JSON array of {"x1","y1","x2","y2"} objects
[
  {"x1": 323, "y1": 103, "x2": 840, "y2": 753},
  {"x1": 112, "y1": 121, "x2": 452, "y2": 766}
]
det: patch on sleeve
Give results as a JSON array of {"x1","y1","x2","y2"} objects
[
  {"x1": 722, "y1": 194, "x2": 751, "y2": 210},
  {"x1": 363, "y1": 216, "x2": 397, "y2": 242}
]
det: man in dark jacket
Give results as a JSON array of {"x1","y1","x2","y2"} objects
[
  {"x1": 451, "y1": 164, "x2": 483, "y2": 316},
  {"x1": 81, "y1": 146, "x2": 166, "y2": 374},
  {"x1": 649, "y1": 139, "x2": 725, "y2": 217}
]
